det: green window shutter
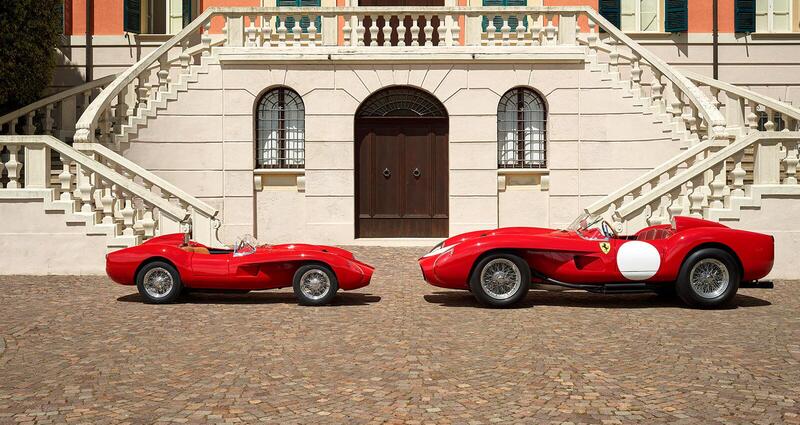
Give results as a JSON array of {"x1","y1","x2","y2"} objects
[
  {"x1": 182, "y1": 0, "x2": 193, "y2": 28},
  {"x1": 277, "y1": 0, "x2": 321, "y2": 34},
  {"x1": 734, "y1": 0, "x2": 756, "y2": 33},
  {"x1": 665, "y1": 0, "x2": 688, "y2": 32},
  {"x1": 124, "y1": 0, "x2": 141, "y2": 33},
  {"x1": 482, "y1": 0, "x2": 527, "y2": 32},
  {"x1": 598, "y1": 0, "x2": 621, "y2": 29}
]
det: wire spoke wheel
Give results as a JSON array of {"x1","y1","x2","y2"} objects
[
  {"x1": 299, "y1": 269, "x2": 331, "y2": 301},
  {"x1": 480, "y1": 258, "x2": 522, "y2": 300},
  {"x1": 689, "y1": 258, "x2": 730, "y2": 299},
  {"x1": 142, "y1": 267, "x2": 174, "y2": 299}
]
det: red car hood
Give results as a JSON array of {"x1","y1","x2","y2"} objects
[{"x1": 441, "y1": 227, "x2": 558, "y2": 246}]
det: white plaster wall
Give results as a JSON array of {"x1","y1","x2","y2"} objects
[
  {"x1": 0, "y1": 199, "x2": 106, "y2": 274},
  {"x1": 125, "y1": 57, "x2": 683, "y2": 243}
]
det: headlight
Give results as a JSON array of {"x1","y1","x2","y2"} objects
[{"x1": 423, "y1": 242, "x2": 455, "y2": 258}]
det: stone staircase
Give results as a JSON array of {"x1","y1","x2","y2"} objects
[{"x1": 2, "y1": 5, "x2": 799, "y2": 275}]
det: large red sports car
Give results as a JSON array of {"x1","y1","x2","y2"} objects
[
  {"x1": 107, "y1": 233, "x2": 374, "y2": 305},
  {"x1": 419, "y1": 215, "x2": 774, "y2": 308}
]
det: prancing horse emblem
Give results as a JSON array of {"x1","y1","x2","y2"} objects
[{"x1": 599, "y1": 242, "x2": 611, "y2": 254}]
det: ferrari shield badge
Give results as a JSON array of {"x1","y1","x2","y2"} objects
[{"x1": 599, "y1": 242, "x2": 611, "y2": 254}]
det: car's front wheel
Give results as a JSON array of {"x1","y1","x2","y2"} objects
[
  {"x1": 676, "y1": 248, "x2": 740, "y2": 308},
  {"x1": 469, "y1": 253, "x2": 530, "y2": 308},
  {"x1": 293, "y1": 264, "x2": 339, "y2": 306},
  {"x1": 136, "y1": 261, "x2": 183, "y2": 304}
]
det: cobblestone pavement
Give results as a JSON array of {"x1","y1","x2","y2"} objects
[{"x1": 1, "y1": 247, "x2": 799, "y2": 424}]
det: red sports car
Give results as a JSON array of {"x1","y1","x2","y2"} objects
[
  {"x1": 107, "y1": 233, "x2": 374, "y2": 305},
  {"x1": 419, "y1": 215, "x2": 774, "y2": 308}
]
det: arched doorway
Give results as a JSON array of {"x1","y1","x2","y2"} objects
[{"x1": 355, "y1": 87, "x2": 449, "y2": 238}]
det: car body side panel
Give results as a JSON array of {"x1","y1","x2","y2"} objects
[{"x1": 105, "y1": 244, "x2": 192, "y2": 286}]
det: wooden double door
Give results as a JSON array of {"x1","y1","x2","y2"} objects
[{"x1": 355, "y1": 117, "x2": 449, "y2": 238}]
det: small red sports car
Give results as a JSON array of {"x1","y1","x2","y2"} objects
[
  {"x1": 107, "y1": 233, "x2": 374, "y2": 305},
  {"x1": 419, "y1": 214, "x2": 774, "y2": 308}
]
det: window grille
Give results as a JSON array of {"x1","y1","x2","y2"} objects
[
  {"x1": 497, "y1": 88, "x2": 546, "y2": 169},
  {"x1": 357, "y1": 88, "x2": 446, "y2": 117},
  {"x1": 256, "y1": 87, "x2": 305, "y2": 169}
]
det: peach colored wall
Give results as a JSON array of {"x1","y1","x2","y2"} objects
[
  {"x1": 689, "y1": 0, "x2": 734, "y2": 33},
  {"x1": 67, "y1": 0, "x2": 123, "y2": 35}
]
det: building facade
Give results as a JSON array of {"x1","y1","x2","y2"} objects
[{"x1": 1, "y1": 1, "x2": 799, "y2": 276}]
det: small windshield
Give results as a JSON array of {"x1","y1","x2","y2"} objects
[
  {"x1": 564, "y1": 213, "x2": 613, "y2": 241},
  {"x1": 233, "y1": 234, "x2": 259, "y2": 257}
]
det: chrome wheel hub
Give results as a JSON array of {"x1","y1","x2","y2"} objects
[
  {"x1": 300, "y1": 269, "x2": 331, "y2": 300},
  {"x1": 689, "y1": 258, "x2": 730, "y2": 299},
  {"x1": 143, "y1": 268, "x2": 174, "y2": 299},
  {"x1": 480, "y1": 259, "x2": 522, "y2": 300}
]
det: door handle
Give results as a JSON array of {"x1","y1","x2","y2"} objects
[
  {"x1": 412, "y1": 167, "x2": 421, "y2": 178},
  {"x1": 383, "y1": 168, "x2": 391, "y2": 178}
]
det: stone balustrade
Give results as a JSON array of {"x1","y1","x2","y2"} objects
[{"x1": 0, "y1": 135, "x2": 189, "y2": 242}]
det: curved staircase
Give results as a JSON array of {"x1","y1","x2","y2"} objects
[{"x1": 2, "y1": 5, "x2": 799, "y2": 275}]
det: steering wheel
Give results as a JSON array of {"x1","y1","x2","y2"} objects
[{"x1": 600, "y1": 220, "x2": 617, "y2": 239}]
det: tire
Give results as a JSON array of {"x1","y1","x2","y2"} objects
[
  {"x1": 469, "y1": 253, "x2": 531, "y2": 308},
  {"x1": 136, "y1": 261, "x2": 183, "y2": 304},
  {"x1": 676, "y1": 248, "x2": 740, "y2": 308},
  {"x1": 293, "y1": 264, "x2": 339, "y2": 306}
]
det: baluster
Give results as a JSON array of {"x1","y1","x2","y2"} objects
[
  {"x1": 651, "y1": 70, "x2": 664, "y2": 114},
  {"x1": 23, "y1": 111, "x2": 36, "y2": 135},
  {"x1": 277, "y1": 15, "x2": 287, "y2": 47},
  {"x1": 179, "y1": 40, "x2": 191, "y2": 77},
  {"x1": 670, "y1": 86, "x2": 684, "y2": 129},
  {"x1": 58, "y1": 154, "x2": 73, "y2": 202},
  {"x1": 393, "y1": 16, "x2": 406, "y2": 46},
  {"x1": 485, "y1": 14, "x2": 496, "y2": 46},
  {"x1": 308, "y1": 15, "x2": 318, "y2": 47},
  {"x1": 132, "y1": 199, "x2": 146, "y2": 235},
  {"x1": 246, "y1": 15, "x2": 258, "y2": 47},
  {"x1": 141, "y1": 210, "x2": 156, "y2": 237},
  {"x1": 423, "y1": 15, "x2": 434, "y2": 46},
  {"x1": 382, "y1": 17, "x2": 392, "y2": 46},
  {"x1": 687, "y1": 178, "x2": 705, "y2": 218},
  {"x1": 665, "y1": 192, "x2": 680, "y2": 220},
  {"x1": 291, "y1": 19, "x2": 302, "y2": 47},
  {"x1": 730, "y1": 150, "x2": 746, "y2": 197},
  {"x1": 585, "y1": 19, "x2": 597, "y2": 59},
  {"x1": 343, "y1": 15, "x2": 352, "y2": 46},
  {"x1": 121, "y1": 197, "x2": 136, "y2": 236},
  {"x1": 531, "y1": 13, "x2": 542, "y2": 46},
  {"x1": 369, "y1": 16, "x2": 379, "y2": 46},
  {"x1": 357, "y1": 15, "x2": 367, "y2": 46},
  {"x1": 764, "y1": 108, "x2": 775, "y2": 131},
  {"x1": 77, "y1": 164, "x2": 94, "y2": 214},
  {"x1": 608, "y1": 40, "x2": 620, "y2": 81},
  {"x1": 261, "y1": 15, "x2": 273, "y2": 47},
  {"x1": 708, "y1": 162, "x2": 726, "y2": 209},
  {"x1": 630, "y1": 55, "x2": 643, "y2": 96},
  {"x1": 157, "y1": 55, "x2": 170, "y2": 94},
  {"x1": 99, "y1": 108, "x2": 113, "y2": 145},
  {"x1": 409, "y1": 16, "x2": 420, "y2": 46},
  {"x1": 6, "y1": 118, "x2": 17, "y2": 135},
  {"x1": 515, "y1": 15, "x2": 525, "y2": 45},
  {"x1": 685, "y1": 105, "x2": 700, "y2": 145},
  {"x1": 500, "y1": 15, "x2": 511, "y2": 46},
  {"x1": 201, "y1": 21, "x2": 212, "y2": 55},
  {"x1": 784, "y1": 141, "x2": 799, "y2": 185},
  {"x1": 544, "y1": 14, "x2": 557, "y2": 46},
  {"x1": 42, "y1": 105, "x2": 55, "y2": 135},
  {"x1": 114, "y1": 87, "x2": 127, "y2": 136},
  {"x1": 746, "y1": 100, "x2": 759, "y2": 133},
  {"x1": 136, "y1": 69, "x2": 150, "y2": 109},
  {"x1": 0, "y1": 144, "x2": 5, "y2": 187},
  {"x1": 437, "y1": 15, "x2": 447, "y2": 46},
  {"x1": 5, "y1": 145, "x2": 22, "y2": 188},
  {"x1": 450, "y1": 14, "x2": 460, "y2": 46},
  {"x1": 100, "y1": 180, "x2": 115, "y2": 225}
]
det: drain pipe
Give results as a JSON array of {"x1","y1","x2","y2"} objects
[
  {"x1": 85, "y1": 0, "x2": 93, "y2": 82},
  {"x1": 712, "y1": 0, "x2": 719, "y2": 79}
]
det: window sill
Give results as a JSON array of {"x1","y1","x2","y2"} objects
[
  {"x1": 622, "y1": 31, "x2": 675, "y2": 38},
  {"x1": 254, "y1": 169, "x2": 306, "y2": 192},
  {"x1": 254, "y1": 168, "x2": 306, "y2": 175},
  {"x1": 750, "y1": 32, "x2": 800, "y2": 39},
  {"x1": 497, "y1": 168, "x2": 549, "y2": 175}
]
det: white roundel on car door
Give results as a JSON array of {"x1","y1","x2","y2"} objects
[{"x1": 616, "y1": 241, "x2": 661, "y2": 281}]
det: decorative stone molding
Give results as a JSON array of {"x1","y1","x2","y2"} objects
[
  {"x1": 497, "y1": 169, "x2": 549, "y2": 192},
  {"x1": 254, "y1": 169, "x2": 306, "y2": 192}
]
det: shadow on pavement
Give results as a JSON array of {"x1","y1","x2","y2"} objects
[
  {"x1": 423, "y1": 290, "x2": 772, "y2": 310},
  {"x1": 118, "y1": 291, "x2": 381, "y2": 306}
]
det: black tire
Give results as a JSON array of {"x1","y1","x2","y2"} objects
[
  {"x1": 136, "y1": 261, "x2": 183, "y2": 304},
  {"x1": 676, "y1": 248, "x2": 740, "y2": 308},
  {"x1": 293, "y1": 264, "x2": 339, "y2": 306},
  {"x1": 469, "y1": 253, "x2": 531, "y2": 308}
]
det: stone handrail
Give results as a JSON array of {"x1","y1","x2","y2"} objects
[
  {"x1": 0, "y1": 135, "x2": 188, "y2": 238},
  {"x1": 615, "y1": 131, "x2": 800, "y2": 222}
]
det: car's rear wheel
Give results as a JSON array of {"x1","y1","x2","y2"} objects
[
  {"x1": 136, "y1": 261, "x2": 183, "y2": 304},
  {"x1": 469, "y1": 253, "x2": 530, "y2": 308},
  {"x1": 676, "y1": 248, "x2": 739, "y2": 308},
  {"x1": 293, "y1": 264, "x2": 339, "y2": 306}
]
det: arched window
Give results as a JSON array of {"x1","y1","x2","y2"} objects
[
  {"x1": 497, "y1": 88, "x2": 546, "y2": 168},
  {"x1": 256, "y1": 87, "x2": 304, "y2": 169}
]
